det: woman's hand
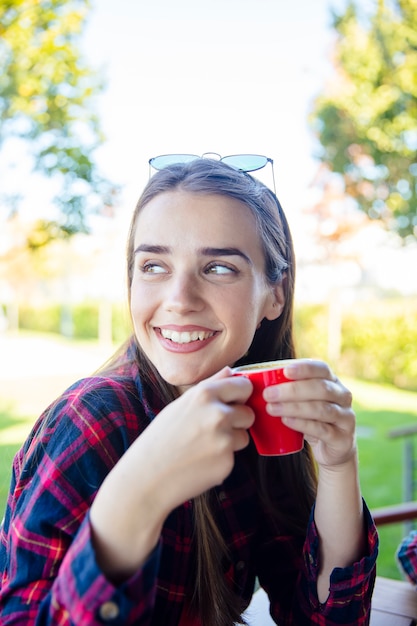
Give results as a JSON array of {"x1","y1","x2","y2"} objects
[
  {"x1": 263, "y1": 359, "x2": 365, "y2": 602},
  {"x1": 90, "y1": 368, "x2": 254, "y2": 579},
  {"x1": 262, "y1": 359, "x2": 356, "y2": 468},
  {"x1": 136, "y1": 367, "x2": 255, "y2": 508}
]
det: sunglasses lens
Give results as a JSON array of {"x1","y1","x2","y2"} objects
[
  {"x1": 221, "y1": 154, "x2": 269, "y2": 172},
  {"x1": 149, "y1": 154, "x2": 199, "y2": 170}
]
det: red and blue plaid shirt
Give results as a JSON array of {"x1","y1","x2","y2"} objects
[
  {"x1": 398, "y1": 531, "x2": 417, "y2": 585},
  {"x1": 0, "y1": 353, "x2": 377, "y2": 625}
]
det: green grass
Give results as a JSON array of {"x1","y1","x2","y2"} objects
[
  {"x1": 1, "y1": 372, "x2": 416, "y2": 580},
  {"x1": 0, "y1": 405, "x2": 35, "y2": 521},
  {"x1": 349, "y1": 378, "x2": 417, "y2": 579}
]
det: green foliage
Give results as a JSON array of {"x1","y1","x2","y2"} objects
[
  {"x1": 341, "y1": 299, "x2": 417, "y2": 388},
  {"x1": 311, "y1": 0, "x2": 417, "y2": 240},
  {"x1": 293, "y1": 303, "x2": 329, "y2": 359},
  {"x1": 111, "y1": 304, "x2": 131, "y2": 343},
  {"x1": 18, "y1": 303, "x2": 62, "y2": 333},
  {"x1": 18, "y1": 302, "x2": 130, "y2": 341},
  {"x1": 70, "y1": 303, "x2": 99, "y2": 338},
  {"x1": 0, "y1": 0, "x2": 118, "y2": 239},
  {"x1": 294, "y1": 298, "x2": 417, "y2": 390}
]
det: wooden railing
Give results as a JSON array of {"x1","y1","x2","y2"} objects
[
  {"x1": 372, "y1": 500, "x2": 417, "y2": 526},
  {"x1": 370, "y1": 501, "x2": 417, "y2": 625}
]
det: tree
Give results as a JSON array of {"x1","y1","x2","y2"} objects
[
  {"x1": 0, "y1": 0, "x2": 117, "y2": 243},
  {"x1": 310, "y1": 0, "x2": 417, "y2": 241}
]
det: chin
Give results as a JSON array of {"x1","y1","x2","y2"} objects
[
  {"x1": 162, "y1": 369, "x2": 211, "y2": 390},
  {"x1": 159, "y1": 371, "x2": 198, "y2": 387}
]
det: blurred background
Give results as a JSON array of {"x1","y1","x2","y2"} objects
[{"x1": 1, "y1": 0, "x2": 417, "y2": 580}]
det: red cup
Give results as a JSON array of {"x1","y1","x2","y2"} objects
[{"x1": 233, "y1": 360, "x2": 304, "y2": 456}]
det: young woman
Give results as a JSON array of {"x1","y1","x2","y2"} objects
[{"x1": 0, "y1": 158, "x2": 377, "y2": 625}]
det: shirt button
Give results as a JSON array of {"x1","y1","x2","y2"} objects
[
  {"x1": 99, "y1": 601, "x2": 120, "y2": 621},
  {"x1": 236, "y1": 560, "x2": 245, "y2": 571},
  {"x1": 218, "y1": 491, "x2": 227, "y2": 501}
]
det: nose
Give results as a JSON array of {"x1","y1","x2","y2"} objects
[{"x1": 163, "y1": 272, "x2": 204, "y2": 314}]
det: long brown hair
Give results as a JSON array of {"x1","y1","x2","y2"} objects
[{"x1": 112, "y1": 160, "x2": 317, "y2": 625}]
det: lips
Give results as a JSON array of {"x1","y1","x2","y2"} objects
[{"x1": 155, "y1": 326, "x2": 218, "y2": 353}]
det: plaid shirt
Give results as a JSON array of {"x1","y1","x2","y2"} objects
[
  {"x1": 0, "y1": 354, "x2": 377, "y2": 625},
  {"x1": 398, "y1": 531, "x2": 417, "y2": 584}
]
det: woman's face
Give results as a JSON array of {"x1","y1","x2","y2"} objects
[{"x1": 130, "y1": 190, "x2": 284, "y2": 392}]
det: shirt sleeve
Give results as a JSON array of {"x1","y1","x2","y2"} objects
[
  {"x1": 0, "y1": 377, "x2": 159, "y2": 626},
  {"x1": 51, "y1": 516, "x2": 162, "y2": 625},
  {"x1": 397, "y1": 530, "x2": 417, "y2": 584},
  {"x1": 257, "y1": 500, "x2": 378, "y2": 625}
]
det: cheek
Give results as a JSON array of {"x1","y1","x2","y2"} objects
[
  {"x1": 130, "y1": 281, "x2": 151, "y2": 325},
  {"x1": 231, "y1": 306, "x2": 260, "y2": 340}
]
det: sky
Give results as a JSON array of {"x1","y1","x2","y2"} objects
[{"x1": 82, "y1": 0, "x2": 347, "y2": 219}]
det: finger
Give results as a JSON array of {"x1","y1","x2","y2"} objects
[
  {"x1": 225, "y1": 404, "x2": 255, "y2": 430},
  {"x1": 281, "y1": 358, "x2": 334, "y2": 381},
  {"x1": 278, "y1": 410, "x2": 356, "y2": 452},
  {"x1": 267, "y1": 398, "x2": 354, "y2": 426},
  {"x1": 264, "y1": 377, "x2": 352, "y2": 409},
  {"x1": 281, "y1": 415, "x2": 334, "y2": 440},
  {"x1": 231, "y1": 428, "x2": 251, "y2": 451},
  {"x1": 201, "y1": 372, "x2": 253, "y2": 405}
]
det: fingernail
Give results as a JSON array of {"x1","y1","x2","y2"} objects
[
  {"x1": 283, "y1": 365, "x2": 297, "y2": 378},
  {"x1": 264, "y1": 386, "x2": 279, "y2": 401}
]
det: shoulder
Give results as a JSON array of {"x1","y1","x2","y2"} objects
[
  {"x1": 22, "y1": 373, "x2": 148, "y2": 463},
  {"x1": 53, "y1": 376, "x2": 140, "y2": 416},
  {"x1": 12, "y1": 374, "x2": 148, "y2": 495},
  {"x1": 62, "y1": 374, "x2": 141, "y2": 415}
]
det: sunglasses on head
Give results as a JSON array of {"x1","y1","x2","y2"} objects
[{"x1": 148, "y1": 153, "x2": 276, "y2": 191}]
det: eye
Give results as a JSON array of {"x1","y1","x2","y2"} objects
[
  {"x1": 140, "y1": 262, "x2": 167, "y2": 274},
  {"x1": 205, "y1": 262, "x2": 237, "y2": 275}
]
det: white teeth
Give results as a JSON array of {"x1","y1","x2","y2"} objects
[{"x1": 160, "y1": 329, "x2": 214, "y2": 343}]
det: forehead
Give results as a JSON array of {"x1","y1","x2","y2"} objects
[
  {"x1": 139, "y1": 189, "x2": 252, "y2": 216},
  {"x1": 134, "y1": 190, "x2": 260, "y2": 246}
]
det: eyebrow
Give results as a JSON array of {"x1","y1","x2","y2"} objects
[
  {"x1": 201, "y1": 247, "x2": 252, "y2": 264},
  {"x1": 134, "y1": 244, "x2": 252, "y2": 265},
  {"x1": 134, "y1": 244, "x2": 169, "y2": 255}
]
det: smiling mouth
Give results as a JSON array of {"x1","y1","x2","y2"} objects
[{"x1": 159, "y1": 329, "x2": 216, "y2": 344}]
